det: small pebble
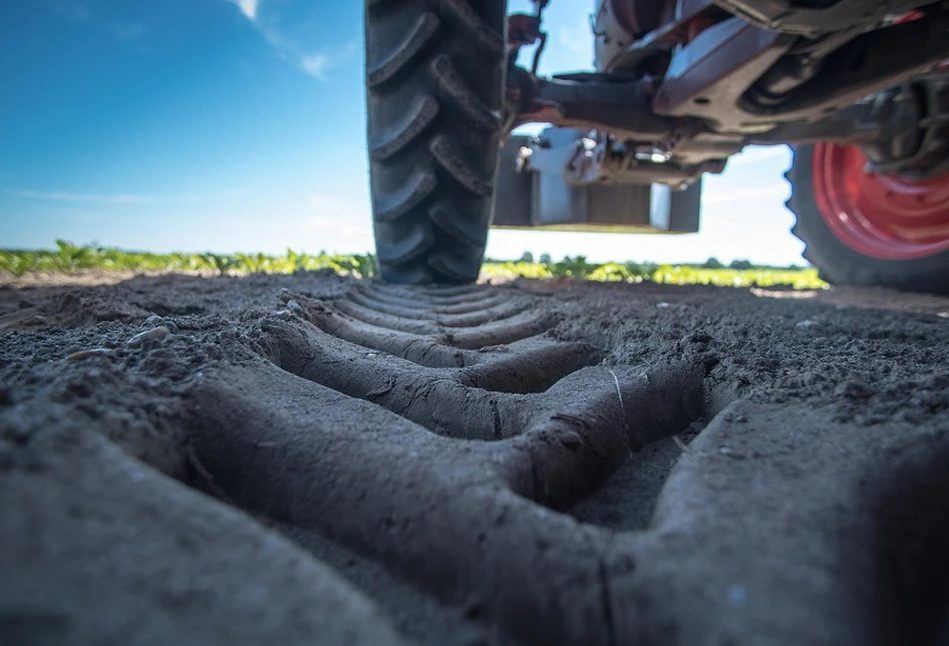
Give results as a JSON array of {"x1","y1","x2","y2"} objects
[
  {"x1": 286, "y1": 300, "x2": 303, "y2": 313},
  {"x1": 142, "y1": 315, "x2": 178, "y2": 333},
  {"x1": 718, "y1": 446, "x2": 746, "y2": 459},
  {"x1": 66, "y1": 348, "x2": 114, "y2": 361},
  {"x1": 126, "y1": 326, "x2": 171, "y2": 347}
]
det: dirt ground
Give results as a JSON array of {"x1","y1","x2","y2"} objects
[{"x1": 2, "y1": 271, "x2": 948, "y2": 646}]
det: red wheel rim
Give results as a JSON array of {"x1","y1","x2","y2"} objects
[{"x1": 811, "y1": 143, "x2": 949, "y2": 260}]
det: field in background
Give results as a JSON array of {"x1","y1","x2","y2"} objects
[{"x1": 0, "y1": 241, "x2": 826, "y2": 289}]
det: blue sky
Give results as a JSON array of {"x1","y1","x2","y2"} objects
[{"x1": 0, "y1": 0, "x2": 803, "y2": 265}]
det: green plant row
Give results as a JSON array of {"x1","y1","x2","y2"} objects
[
  {"x1": 480, "y1": 260, "x2": 824, "y2": 289},
  {"x1": 0, "y1": 241, "x2": 376, "y2": 278},
  {"x1": 0, "y1": 241, "x2": 826, "y2": 289}
]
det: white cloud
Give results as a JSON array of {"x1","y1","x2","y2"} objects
[
  {"x1": 8, "y1": 188, "x2": 248, "y2": 206},
  {"x1": 182, "y1": 189, "x2": 249, "y2": 203},
  {"x1": 225, "y1": 0, "x2": 355, "y2": 80},
  {"x1": 9, "y1": 189, "x2": 156, "y2": 205},
  {"x1": 300, "y1": 41, "x2": 357, "y2": 79},
  {"x1": 267, "y1": 35, "x2": 356, "y2": 80},
  {"x1": 301, "y1": 54, "x2": 329, "y2": 79},
  {"x1": 229, "y1": 0, "x2": 260, "y2": 21}
]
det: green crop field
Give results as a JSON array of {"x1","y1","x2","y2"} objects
[{"x1": 0, "y1": 241, "x2": 827, "y2": 289}]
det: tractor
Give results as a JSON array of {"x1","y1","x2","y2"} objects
[{"x1": 363, "y1": 0, "x2": 949, "y2": 293}]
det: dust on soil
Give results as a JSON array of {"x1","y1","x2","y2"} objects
[{"x1": 2, "y1": 271, "x2": 948, "y2": 646}]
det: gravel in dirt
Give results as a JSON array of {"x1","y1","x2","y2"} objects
[{"x1": 2, "y1": 272, "x2": 948, "y2": 646}]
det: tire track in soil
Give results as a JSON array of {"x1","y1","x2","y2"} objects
[
  {"x1": 184, "y1": 281, "x2": 709, "y2": 646},
  {"x1": 3, "y1": 276, "x2": 949, "y2": 645}
]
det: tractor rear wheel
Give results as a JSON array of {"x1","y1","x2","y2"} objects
[
  {"x1": 364, "y1": 0, "x2": 507, "y2": 284},
  {"x1": 787, "y1": 143, "x2": 949, "y2": 294}
]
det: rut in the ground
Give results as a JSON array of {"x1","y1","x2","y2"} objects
[{"x1": 183, "y1": 282, "x2": 709, "y2": 645}]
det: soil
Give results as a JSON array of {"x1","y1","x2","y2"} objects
[{"x1": 2, "y1": 271, "x2": 949, "y2": 646}]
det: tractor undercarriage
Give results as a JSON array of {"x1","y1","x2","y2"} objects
[
  {"x1": 506, "y1": 0, "x2": 949, "y2": 187},
  {"x1": 495, "y1": 1, "x2": 949, "y2": 243}
]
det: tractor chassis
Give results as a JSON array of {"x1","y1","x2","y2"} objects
[
  {"x1": 495, "y1": 1, "x2": 949, "y2": 234},
  {"x1": 506, "y1": 3, "x2": 949, "y2": 184}
]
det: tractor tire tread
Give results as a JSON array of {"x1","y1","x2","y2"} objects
[{"x1": 365, "y1": 0, "x2": 505, "y2": 284}]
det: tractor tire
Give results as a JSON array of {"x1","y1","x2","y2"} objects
[
  {"x1": 787, "y1": 144, "x2": 949, "y2": 295},
  {"x1": 364, "y1": 0, "x2": 507, "y2": 284}
]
